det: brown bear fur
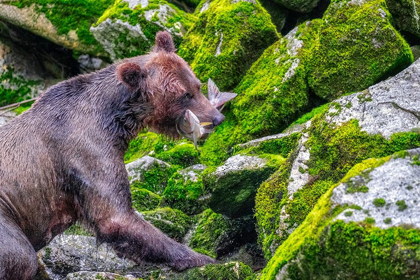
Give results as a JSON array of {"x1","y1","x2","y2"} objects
[{"x1": 0, "y1": 31, "x2": 223, "y2": 280}]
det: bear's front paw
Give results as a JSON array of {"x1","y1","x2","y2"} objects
[{"x1": 170, "y1": 251, "x2": 215, "y2": 271}]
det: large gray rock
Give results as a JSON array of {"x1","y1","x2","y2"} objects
[
  {"x1": 255, "y1": 58, "x2": 420, "y2": 258},
  {"x1": 262, "y1": 149, "x2": 420, "y2": 280},
  {"x1": 38, "y1": 235, "x2": 160, "y2": 280}
]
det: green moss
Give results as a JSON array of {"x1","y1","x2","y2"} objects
[
  {"x1": 256, "y1": 108, "x2": 420, "y2": 258},
  {"x1": 285, "y1": 221, "x2": 420, "y2": 280},
  {"x1": 64, "y1": 222, "x2": 94, "y2": 236},
  {"x1": 233, "y1": 133, "x2": 301, "y2": 158},
  {"x1": 291, "y1": 103, "x2": 330, "y2": 126},
  {"x1": 255, "y1": 159, "x2": 292, "y2": 259},
  {"x1": 344, "y1": 211, "x2": 353, "y2": 217},
  {"x1": 13, "y1": 0, "x2": 113, "y2": 54},
  {"x1": 346, "y1": 185, "x2": 369, "y2": 194},
  {"x1": 384, "y1": 218, "x2": 392, "y2": 224},
  {"x1": 365, "y1": 217, "x2": 376, "y2": 224},
  {"x1": 142, "y1": 207, "x2": 192, "y2": 241},
  {"x1": 373, "y1": 198, "x2": 386, "y2": 207},
  {"x1": 0, "y1": 68, "x2": 41, "y2": 107},
  {"x1": 131, "y1": 188, "x2": 162, "y2": 211},
  {"x1": 307, "y1": 0, "x2": 413, "y2": 100},
  {"x1": 261, "y1": 156, "x2": 420, "y2": 279},
  {"x1": 189, "y1": 209, "x2": 230, "y2": 258},
  {"x1": 200, "y1": 112, "x2": 243, "y2": 167},
  {"x1": 178, "y1": 0, "x2": 278, "y2": 91},
  {"x1": 156, "y1": 143, "x2": 199, "y2": 168},
  {"x1": 130, "y1": 160, "x2": 177, "y2": 194},
  {"x1": 396, "y1": 200, "x2": 408, "y2": 211},
  {"x1": 174, "y1": 262, "x2": 255, "y2": 280},
  {"x1": 162, "y1": 166, "x2": 207, "y2": 215}
]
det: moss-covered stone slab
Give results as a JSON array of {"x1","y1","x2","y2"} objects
[
  {"x1": 255, "y1": 58, "x2": 420, "y2": 258},
  {"x1": 205, "y1": 154, "x2": 283, "y2": 218},
  {"x1": 141, "y1": 207, "x2": 193, "y2": 241},
  {"x1": 91, "y1": 0, "x2": 196, "y2": 60},
  {"x1": 172, "y1": 262, "x2": 255, "y2": 280},
  {"x1": 178, "y1": 0, "x2": 278, "y2": 91},
  {"x1": 0, "y1": 0, "x2": 113, "y2": 56},
  {"x1": 307, "y1": 0, "x2": 413, "y2": 100},
  {"x1": 39, "y1": 235, "x2": 139, "y2": 279},
  {"x1": 126, "y1": 155, "x2": 176, "y2": 194},
  {"x1": 386, "y1": 0, "x2": 420, "y2": 40},
  {"x1": 261, "y1": 149, "x2": 420, "y2": 280},
  {"x1": 162, "y1": 164, "x2": 208, "y2": 215}
]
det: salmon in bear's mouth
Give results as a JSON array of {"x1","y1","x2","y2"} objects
[{"x1": 175, "y1": 78, "x2": 237, "y2": 149}]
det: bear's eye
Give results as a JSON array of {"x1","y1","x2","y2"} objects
[{"x1": 184, "y1": 92, "x2": 194, "y2": 99}]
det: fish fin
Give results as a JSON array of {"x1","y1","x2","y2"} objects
[
  {"x1": 207, "y1": 78, "x2": 219, "y2": 105},
  {"x1": 214, "y1": 92, "x2": 237, "y2": 108},
  {"x1": 200, "y1": 122, "x2": 213, "y2": 127}
]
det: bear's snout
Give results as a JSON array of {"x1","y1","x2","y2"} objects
[{"x1": 212, "y1": 112, "x2": 225, "y2": 126}]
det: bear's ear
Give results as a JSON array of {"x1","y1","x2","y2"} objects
[
  {"x1": 116, "y1": 62, "x2": 146, "y2": 90},
  {"x1": 153, "y1": 31, "x2": 176, "y2": 53}
]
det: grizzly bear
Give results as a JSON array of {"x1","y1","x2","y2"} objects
[{"x1": 0, "y1": 32, "x2": 224, "y2": 279}]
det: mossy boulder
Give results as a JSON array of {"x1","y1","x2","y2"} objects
[
  {"x1": 188, "y1": 209, "x2": 257, "y2": 259},
  {"x1": 204, "y1": 154, "x2": 283, "y2": 218},
  {"x1": 0, "y1": 36, "x2": 53, "y2": 107},
  {"x1": 386, "y1": 0, "x2": 420, "y2": 40},
  {"x1": 261, "y1": 149, "x2": 420, "y2": 280},
  {"x1": 162, "y1": 164, "x2": 208, "y2": 215},
  {"x1": 91, "y1": 0, "x2": 195, "y2": 60},
  {"x1": 131, "y1": 188, "x2": 162, "y2": 211},
  {"x1": 126, "y1": 155, "x2": 176, "y2": 194},
  {"x1": 142, "y1": 207, "x2": 193, "y2": 241},
  {"x1": 255, "y1": 58, "x2": 420, "y2": 258},
  {"x1": 178, "y1": 0, "x2": 279, "y2": 91},
  {"x1": 0, "y1": 0, "x2": 113, "y2": 56},
  {"x1": 173, "y1": 262, "x2": 255, "y2": 280},
  {"x1": 307, "y1": 0, "x2": 413, "y2": 100},
  {"x1": 232, "y1": 22, "x2": 320, "y2": 139}
]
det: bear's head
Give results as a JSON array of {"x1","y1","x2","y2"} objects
[{"x1": 139, "y1": 31, "x2": 225, "y2": 138}]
